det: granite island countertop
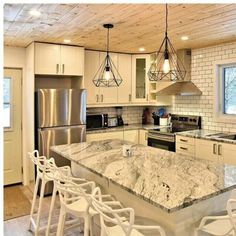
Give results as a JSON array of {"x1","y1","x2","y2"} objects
[
  {"x1": 51, "y1": 139, "x2": 236, "y2": 213},
  {"x1": 177, "y1": 129, "x2": 236, "y2": 145}
]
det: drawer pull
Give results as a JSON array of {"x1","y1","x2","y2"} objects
[
  {"x1": 213, "y1": 144, "x2": 217, "y2": 154},
  {"x1": 56, "y1": 64, "x2": 59, "y2": 74},
  {"x1": 180, "y1": 139, "x2": 188, "y2": 142},
  {"x1": 180, "y1": 147, "x2": 188, "y2": 151},
  {"x1": 96, "y1": 94, "x2": 99, "y2": 102},
  {"x1": 218, "y1": 144, "x2": 222, "y2": 156}
]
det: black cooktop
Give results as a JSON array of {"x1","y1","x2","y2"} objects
[{"x1": 150, "y1": 126, "x2": 199, "y2": 134}]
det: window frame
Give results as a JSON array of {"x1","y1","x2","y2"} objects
[
  {"x1": 214, "y1": 59, "x2": 236, "y2": 123},
  {"x1": 3, "y1": 76, "x2": 13, "y2": 131}
]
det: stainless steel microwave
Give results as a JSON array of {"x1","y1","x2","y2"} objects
[{"x1": 86, "y1": 113, "x2": 108, "y2": 130}]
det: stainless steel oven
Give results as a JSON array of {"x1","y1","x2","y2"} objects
[
  {"x1": 86, "y1": 113, "x2": 108, "y2": 130},
  {"x1": 147, "y1": 132, "x2": 175, "y2": 152}
]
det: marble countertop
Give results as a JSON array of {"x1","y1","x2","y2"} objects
[
  {"x1": 177, "y1": 130, "x2": 236, "y2": 145},
  {"x1": 86, "y1": 123, "x2": 168, "y2": 134},
  {"x1": 51, "y1": 139, "x2": 236, "y2": 213}
]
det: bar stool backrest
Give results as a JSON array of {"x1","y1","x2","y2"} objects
[
  {"x1": 91, "y1": 187, "x2": 135, "y2": 236},
  {"x1": 227, "y1": 199, "x2": 236, "y2": 233}
]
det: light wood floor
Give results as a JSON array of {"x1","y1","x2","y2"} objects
[{"x1": 4, "y1": 183, "x2": 86, "y2": 236}]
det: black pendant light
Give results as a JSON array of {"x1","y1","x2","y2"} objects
[
  {"x1": 148, "y1": 4, "x2": 186, "y2": 81},
  {"x1": 93, "y1": 24, "x2": 122, "y2": 87}
]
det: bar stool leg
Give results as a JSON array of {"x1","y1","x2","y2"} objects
[
  {"x1": 56, "y1": 208, "x2": 66, "y2": 236},
  {"x1": 29, "y1": 175, "x2": 40, "y2": 231},
  {"x1": 84, "y1": 215, "x2": 90, "y2": 236},
  {"x1": 35, "y1": 178, "x2": 46, "y2": 236},
  {"x1": 45, "y1": 184, "x2": 57, "y2": 236}
]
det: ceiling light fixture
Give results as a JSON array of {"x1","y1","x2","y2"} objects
[
  {"x1": 139, "y1": 47, "x2": 145, "y2": 52},
  {"x1": 63, "y1": 39, "x2": 71, "y2": 43},
  {"x1": 93, "y1": 24, "x2": 122, "y2": 87},
  {"x1": 29, "y1": 9, "x2": 41, "y2": 17},
  {"x1": 148, "y1": 4, "x2": 186, "y2": 81},
  {"x1": 181, "y1": 36, "x2": 189, "y2": 41}
]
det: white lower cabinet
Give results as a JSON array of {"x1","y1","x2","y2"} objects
[
  {"x1": 123, "y1": 130, "x2": 139, "y2": 143},
  {"x1": 86, "y1": 131, "x2": 123, "y2": 142},
  {"x1": 219, "y1": 142, "x2": 236, "y2": 165},
  {"x1": 176, "y1": 135, "x2": 195, "y2": 157},
  {"x1": 139, "y1": 130, "x2": 148, "y2": 146}
]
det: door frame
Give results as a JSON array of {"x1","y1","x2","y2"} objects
[{"x1": 4, "y1": 67, "x2": 23, "y2": 185}]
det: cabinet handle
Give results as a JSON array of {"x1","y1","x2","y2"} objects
[
  {"x1": 101, "y1": 94, "x2": 104, "y2": 103},
  {"x1": 146, "y1": 94, "x2": 149, "y2": 101},
  {"x1": 180, "y1": 139, "x2": 188, "y2": 142},
  {"x1": 180, "y1": 147, "x2": 188, "y2": 151},
  {"x1": 62, "y1": 64, "x2": 65, "y2": 74},
  {"x1": 213, "y1": 144, "x2": 217, "y2": 154},
  {"x1": 129, "y1": 94, "x2": 131, "y2": 102},
  {"x1": 56, "y1": 64, "x2": 59, "y2": 74},
  {"x1": 218, "y1": 144, "x2": 222, "y2": 156},
  {"x1": 96, "y1": 94, "x2": 99, "y2": 103},
  {"x1": 145, "y1": 132, "x2": 148, "y2": 140}
]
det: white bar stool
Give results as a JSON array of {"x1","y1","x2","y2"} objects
[
  {"x1": 195, "y1": 198, "x2": 236, "y2": 236},
  {"x1": 91, "y1": 187, "x2": 166, "y2": 236},
  {"x1": 28, "y1": 150, "x2": 54, "y2": 235}
]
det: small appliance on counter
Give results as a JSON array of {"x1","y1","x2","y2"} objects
[
  {"x1": 116, "y1": 107, "x2": 124, "y2": 126},
  {"x1": 108, "y1": 117, "x2": 118, "y2": 127},
  {"x1": 152, "y1": 108, "x2": 169, "y2": 126},
  {"x1": 86, "y1": 113, "x2": 108, "y2": 130}
]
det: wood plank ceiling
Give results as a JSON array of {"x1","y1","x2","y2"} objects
[{"x1": 4, "y1": 3, "x2": 236, "y2": 53}]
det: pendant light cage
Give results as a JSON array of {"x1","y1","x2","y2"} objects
[
  {"x1": 93, "y1": 23, "x2": 123, "y2": 87},
  {"x1": 148, "y1": 4, "x2": 186, "y2": 81},
  {"x1": 93, "y1": 54, "x2": 123, "y2": 87}
]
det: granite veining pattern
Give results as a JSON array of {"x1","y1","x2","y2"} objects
[
  {"x1": 178, "y1": 130, "x2": 236, "y2": 144},
  {"x1": 51, "y1": 139, "x2": 236, "y2": 213}
]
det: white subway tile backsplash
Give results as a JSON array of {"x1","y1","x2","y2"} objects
[{"x1": 168, "y1": 41, "x2": 236, "y2": 131}]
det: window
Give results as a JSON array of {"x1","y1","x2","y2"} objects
[
  {"x1": 223, "y1": 66, "x2": 236, "y2": 115},
  {"x1": 3, "y1": 77, "x2": 12, "y2": 128}
]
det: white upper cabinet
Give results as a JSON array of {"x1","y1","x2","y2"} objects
[
  {"x1": 60, "y1": 45, "x2": 84, "y2": 76},
  {"x1": 35, "y1": 43, "x2": 84, "y2": 76},
  {"x1": 117, "y1": 54, "x2": 132, "y2": 104},
  {"x1": 84, "y1": 50, "x2": 100, "y2": 104},
  {"x1": 99, "y1": 52, "x2": 118, "y2": 104},
  {"x1": 132, "y1": 54, "x2": 150, "y2": 103},
  {"x1": 35, "y1": 43, "x2": 61, "y2": 75}
]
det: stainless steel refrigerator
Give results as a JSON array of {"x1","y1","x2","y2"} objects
[{"x1": 35, "y1": 89, "x2": 86, "y2": 195}]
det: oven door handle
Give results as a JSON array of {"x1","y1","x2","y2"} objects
[{"x1": 148, "y1": 134, "x2": 175, "y2": 143}]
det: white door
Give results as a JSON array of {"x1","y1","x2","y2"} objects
[
  {"x1": 4, "y1": 68, "x2": 22, "y2": 185},
  {"x1": 99, "y1": 52, "x2": 118, "y2": 104},
  {"x1": 34, "y1": 43, "x2": 61, "y2": 75},
  {"x1": 61, "y1": 45, "x2": 84, "y2": 76},
  {"x1": 117, "y1": 54, "x2": 132, "y2": 103},
  {"x1": 84, "y1": 50, "x2": 100, "y2": 104}
]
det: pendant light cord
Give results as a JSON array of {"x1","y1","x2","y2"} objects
[
  {"x1": 164, "y1": 3, "x2": 168, "y2": 52},
  {"x1": 107, "y1": 27, "x2": 109, "y2": 56},
  {"x1": 165, "y1": 3, "x2": 168, "y2": 36}
]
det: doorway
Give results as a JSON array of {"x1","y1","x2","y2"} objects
[{"x1": 4, "y1": 68, "x2": 22, "y2": 185}]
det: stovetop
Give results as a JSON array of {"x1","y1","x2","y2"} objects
[{"x1": 148, "y1": 114, "x2": 201, "y2": 137}]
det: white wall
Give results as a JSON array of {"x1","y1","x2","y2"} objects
[
  {"x1": 169, "y1": 41, "x2": 236, "y2": 132},
  {"x1": 4, "y1": 46, "x2": 34, "y2": 185}
]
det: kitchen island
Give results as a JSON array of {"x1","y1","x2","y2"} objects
[{"x1": 51, "y1": 139, "x2": 236, "y2": 236}]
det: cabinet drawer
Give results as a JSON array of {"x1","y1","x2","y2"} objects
[
  {"x1": 176, "y1": 143, "x2": 195, "y2": 156},
  {"x1": 176, "y1": 135, "x2": 195, "y2": 145}
]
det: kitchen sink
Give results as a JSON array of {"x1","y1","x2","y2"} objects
[{"x1": 218, "y1": 134, "x2": 236, "y2": 140}]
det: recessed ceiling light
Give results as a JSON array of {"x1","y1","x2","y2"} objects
[
  {"x1": 63, "y1": 39, "x2": 71, "y2": 43},
  {"x1": 181, "y1": 36, "x2": 189, "y2": 41},
  {"x1": 139, "y1": 47, "x2": 145, "y2": 52},
  {"x1": 29, "y1": 9, "x2": 41, "y2": 17}
]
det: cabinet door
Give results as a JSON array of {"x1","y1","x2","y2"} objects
[
  {"x1": 84, "y1": 50, "x2": 100, "y2": 105},
  {"x1": 35, "y1": 43, "x2": 61, "y2": 75},
  {"x1": 139, "y1": 130, "x2": 148, "y2": 146},
  {"x1": 117, "y1": 54, "x2": 132, "y2": 104},
  {"x1": 87, "y1": 131, "x2": 123, "y2": 142},
  {"x1": 132, "y1": 55, "x2": 150, "y2": 103},
  {"x1": 123, "y1": 130, "x2": 139, "y2": 144},
  {"x1": 195, "y1": 139, "x2": 218, "y2": 161},
  {"x1": 220, "y1": 143, "x2": 236, "y2": 165},
  {"x1": 99, "y1": 52, "x2": 118, "y2": 104},
  {"x1": 61, "y1": 46, "x2": 84, "y2": 76}
]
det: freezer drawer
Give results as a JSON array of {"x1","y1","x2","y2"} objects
[
  {"x1": 38, "y1": 125, "x2": 86, "y2": 158},
  {"x1": 36, "y1": 89, "x2": 86, "y2": 128}
]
